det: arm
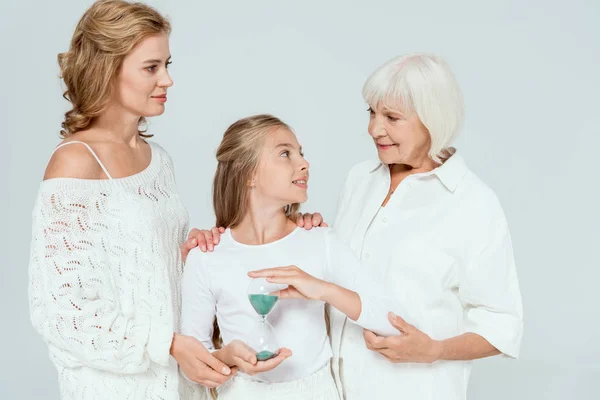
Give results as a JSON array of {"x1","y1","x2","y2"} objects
[
  {"x1": 437, "y1": 333, "x2": 500, "y2": 360},
  {"x1": 28, "y1": 186, "x2": 173, "y2": 373},
  {"x1": 180, "y1": 250, "x2": 218, "y2": 353},
  {"x1": 364, "y1": 209, "x2": 523, "y2": 363},
  {"x1": 247, "y1": 230, "x2": 411, "y2": 336},
  {"x1": 457, "y1": 216, "x2": 523, "y2": 359}
]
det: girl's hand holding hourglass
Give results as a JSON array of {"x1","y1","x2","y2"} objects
[{"x1": 215, "y1": 340, "x2": 292, "y2": 376}]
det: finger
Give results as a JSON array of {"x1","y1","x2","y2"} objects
[
  {"x1": 195, "y1": 232, "x2": 208, "y2": 252},
  {"x1": 187, "y1": 228, "x2": 200, "y2": 241},
  {"x1": 363, "y1": 329, "x2": 386, "y2": 349},
  {"x1": 296, "y1": 212, "x2": 305, "y2": 227},
  {"x1": 253, "y1": 348, "x2": 292, "y2": 372},
  {"x1": 248, "y1": 267, "x2": 297, "y2": 278},
  {"x1": 210, "y1": 227, "x2": 221, "y2": 244},
  {"x1": 233, "y1": 355, "x2": 258, "y2": 370},
  {"x1": 377, "y1": 347, "x2": 401, "y2": 361},
  {"x1": 274, "y1": 287, "x2": 307, "y2": 300},
  {"x1": 312, "y1": 213, "x2": 323, "y2": 227},
  {"x1": 388, "y1": 312, "x2": 412, "y2": 334},
  {"x1": 203, "y1": 231, "x2": 214, "y2": 251},
  {"x1": 195, "y1": 366, "x2": 232, "y2": 384},
  {"x1": 321, "y1": 222, "x2": 329, "y2": 227},
  {"x1": 198, "y1": 368, "x2": 237, "y2": 388},
  {"x1": 186, "y1": 237, "x2": 198, "y2": 249},
  {"x1": 363, "y1": 330, "x2": 378, "y2": 350},
  {"x1": 266, "y1": 277, "x2": 298, "y2": 286},
  {"x1": 234, "y1": 357, "x2": 258, "y2": 375},
  {"x1": 303, "y1": 213, "x2": 313, "y2": 229},
  {"x1": 197, "y1": 353, "x2": 232, "y2": 376},
  {"x1": 235, "y1": 348, "x2": 257, "y2": 365},
  {"x1": 219, "y1": 226, "x2": 226, "y2": 233}
]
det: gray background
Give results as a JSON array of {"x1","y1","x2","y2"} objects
[{"x1": 1, "y1": 0, "x2": 599, "y2": 398}]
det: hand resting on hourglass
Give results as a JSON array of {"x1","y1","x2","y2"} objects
[{"x1": 248, "y1": 265, "x2": 366, "y2": 322}]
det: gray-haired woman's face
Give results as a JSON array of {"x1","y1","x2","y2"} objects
[{"x1": 367, "y1": 104, "x2": 431, "y2": 167}]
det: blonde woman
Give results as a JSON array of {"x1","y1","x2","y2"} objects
[
  {"x1": 28, "y1": 1, "x2": 233, "y2": 399},
  {"x1": 180, "y1": 115, "x2": 401, "y2": 400}
]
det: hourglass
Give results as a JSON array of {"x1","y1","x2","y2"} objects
[{"x1": 247, "y1": 278, "x2": 282, "y2": 361}]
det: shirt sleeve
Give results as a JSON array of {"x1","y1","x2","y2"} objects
[
  {"x1": 323, "y1": 229, "x2": 415, "y2": 336},
  {"x1": 28, "y1": 186, "x2": 173, "y2": 374},
  {"x1": 180, "y1": 249, "x2": 217, "y2": 352},
  {"x1": 459, "y1": 213, "x2": 524, "y2": 358}
]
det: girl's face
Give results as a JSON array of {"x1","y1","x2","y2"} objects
[{"x1": 253, "y1": 127, "x2": 309, "y2": 209}]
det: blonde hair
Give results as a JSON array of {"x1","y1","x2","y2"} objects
[
  {"x1": 58, "y1": 0, "x2": 171, "y2": 138},
  {"x1": 213, "y1": 114, "x2": 300, "y2": 229},
  {"x1": 362, "y1": 53, "x2": 465, "y2": 164}
]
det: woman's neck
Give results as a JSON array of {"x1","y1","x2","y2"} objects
[
  {"x1": 232, "y1": 205, "x2": 296, "y2": 246},
  {"x1": 89, "y1": 106, "x2": 142, "y2": 146}
]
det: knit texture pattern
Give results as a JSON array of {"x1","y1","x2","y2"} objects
[{"x1": 28, "y1": 141, "x2": 204, "y2": 399}]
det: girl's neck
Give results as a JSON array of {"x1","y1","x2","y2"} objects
[{"x1": 232, "y1": 206, "x2": 296, "y2": 246}]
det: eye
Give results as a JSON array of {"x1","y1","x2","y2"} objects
[
  {"x1": 166, "y1": 60, "x2": 172, "y2": 68},
  {"x1": 387, "y1": 115, "x2": 400, "y2": 122},
  {"x1": 280, "y1": 150, "x2": 290, "y2": 157},
  {"x1": 367, "y1": 107, "x2": 375, "y2": 116},
  {"x1": 145, "y1": 65, "x2": 157, "y2": 72}
]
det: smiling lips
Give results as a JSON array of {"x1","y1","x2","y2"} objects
[
  {"x1": 292, "y1": 178, "x2": 308, "y2": 189},
  {"x1": 377, "y1": 143, "x2": 396, "y2": 150},
  {"x1": 152, "y1": 94, "x2": 167, "y2": 103}
]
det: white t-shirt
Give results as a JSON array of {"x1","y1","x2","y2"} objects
[{"x1": 181, "y1": 227, "x2": 396, "y2": 383}]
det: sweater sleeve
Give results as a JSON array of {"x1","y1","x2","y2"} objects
[
  {"x1": 180, "y1": 249, "x2": 217, "y2": 352},
  {"x1": 28, "y1": 185, "x2": 174, "y2": 374}
]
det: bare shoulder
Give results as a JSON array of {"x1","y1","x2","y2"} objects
[{"x1": 43, "y1": 140, "x2": 106, "y2": 180}]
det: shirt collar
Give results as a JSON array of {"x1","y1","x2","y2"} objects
[{"x1": 368, "y1": 148, "x2": 468, "y2": 192}]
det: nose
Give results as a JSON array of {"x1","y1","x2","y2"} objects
[
  {"x1": 299, "y1": 156, "x2": 309, "y2": 173},
  {"x1": 159, "y1": 69, "x2": 174, "y2": 88},
  {"x1": 368, "y1": 115, "x2": 386, "y2": 139}
]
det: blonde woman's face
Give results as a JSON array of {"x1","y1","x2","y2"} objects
[
  {"x1": 367, "y1": 103, "x2": 431, "y2": 166},
  {"x1": 115, "y1": 33, "x2": 173, "y2": 118},
  {"x1": 254, "y1": 127, "x2": 309, "y2": 208}
]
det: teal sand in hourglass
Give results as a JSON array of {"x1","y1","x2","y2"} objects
[
  {"x1": 249, "y1": 294, "x2": 278, "y2": 316},
  {"x1": 247, "y1": 278, "x2": 281, "y2": 361}
]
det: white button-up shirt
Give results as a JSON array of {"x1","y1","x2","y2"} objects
[{"x1": 329, "y1": 153, "x2": 523, "y2": 400}]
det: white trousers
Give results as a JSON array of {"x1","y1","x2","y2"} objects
[{"x1": 216, "y1": 362, "x2": 340, "y2": 400}]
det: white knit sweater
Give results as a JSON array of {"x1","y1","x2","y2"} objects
[{"x1": 28, "y1": 141, "x2": 203, "y2": 400}]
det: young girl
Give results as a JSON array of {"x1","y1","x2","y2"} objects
[{"x1": 181, "y1": 115, "x2": 404, "y2": 399}]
